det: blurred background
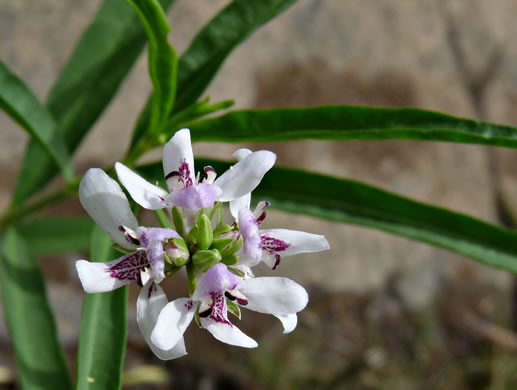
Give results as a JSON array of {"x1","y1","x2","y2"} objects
[{"x1": 3, "y1": 0, "x2": 517, "y2": 388}]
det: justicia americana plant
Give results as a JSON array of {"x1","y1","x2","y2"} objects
[{"x1": 2, "y1": 0, "x2": 517, "y2": 388}]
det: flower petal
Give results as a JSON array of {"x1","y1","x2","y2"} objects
[
  {"x1": 233, "y1": 148, "x2": 252, "y2": 161},
  {"x1": 170, "y1": 183, "x2": 222, "y2": 210},
  {"x1": 274, "y1": 314, "x2": 298, "y2": 334},
  {"x1": 146, "y1": 241, "x2": 166, "y2": 283},
  {"x1": 238, "y1": 208, "x2": 262, "y2": 261},
  {"x1": 75, "y1": 251, "x2": 148, "y2": 293},
  {"x1": 137, "y1": 227, "x2": 179, "y2": 247},
  {"x1": 151, "y1": 298, "x2": 195, "y2": 351},
  {"x1": 79, "y1": 168, "x2": 138, "y2": 249},
  {"x1": 137, "y1": 282, "x2": 187, "y2": 360},
  {"x1": 260, "y1": 229, "x2": 330, "y2": 257},
  {"x1": 115, "y1": 162, "x2": 168, "y2": 210},
  {"x1": 214, "y1": 150, "x2": 276, "y2": 201},
  {"x1": 240, "y1": 277, "x2": 308, "y2": 315},
  {"x1": 229, "y1": 193, "x2": 251, "y2": 221},
  {"x1": 193, "y1": 264, "x2": 242, "y2": 301},
  {"x1": 201, "y1": 318, "x2": 258, "y2": 348},
  {"x1": 163, "y1": 129, "x2": 195, "y2": 191}
]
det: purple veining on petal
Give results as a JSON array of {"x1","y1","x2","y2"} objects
[
  {"x1": 106, "y1": 251, "x2": 148, "y2": 285},
  {"x1": 184, "y1": 300, "x2": 194, "y2": 311},
  {"x1": 260, "y1": 235, "x2": 290, "y2": 255},
  {"x1": 208, "y1": 292, "x2": 232, "y2": 326},
  {"x1": 118, "y1": 225, "x2": 141, "y2": 246}
]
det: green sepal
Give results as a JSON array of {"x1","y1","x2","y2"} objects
[
  {"x1": 163, "y1": 251, "x2": 173, "y2": 264},
  {"x1": 194, "y1": 305, "x2": 202, "y2": 329},
  {"x1": 211, "y1": 236, "x2": 235, "y2": 251},
  {"x1": 192, "y1": 249, "x2": 222, "y2": 272},
  {"x1": 228, "y1": 267, "x2": 245, "y2": 278},
  {"x1": 221, "y1": 254, "x2": 238, "y2": 266},
  {"x1": 187, "y1": 225, "x2": 198, "y2": 245},
  {"x1": 195, "y1": 208, "x2": 206, "y2": 226},
  {"x1": 208, "y1": 201, "x2": 221, "y2": 222},
  {"x1": 213, "y1": 224, "x2": 233, "y2": 236},
  {"x1": 111, "y1": 242, "x2": 133, "y2": 254},
  {"x1": 171, "y1": 206, "x2": 185, "y2": 237},
  {"x1": 197, "y1": 214, "x2": 213, "y2": 250},
  {"x1": 186, "y1": 263, "x2": 197, "y2": 297},
  {"x1": 217, "y1": 203, "x2": 224, "y2": 227},
  {"x1": 226, "y1": 298, "x2": 241, "y2": 320},
  {"x1": 220, "y1": 234, "x2": 243, "y2": 257}
]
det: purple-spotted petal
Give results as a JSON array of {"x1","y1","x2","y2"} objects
[
  {"x1": 229, "y1": 193, "x2": 251, "y2": 221},
  {"x1": 260, "y1": 229, "x2": 330, "y2": 257},
  {"x1": 163, "y1": 129, "x2": 195, "y2": 191},
  {"x1": 193, "y1": 264, "x2": 242, "y2": 301},
  {"x1": 240, "y1": 277, "x2": 308, "y2": 315},
  {"x1": 214, "y1": 150, "x2": 276, "y2": 201},
  {"x1": 151, "y1": 298, "x2": 195, "y2": 351},
  {"x1": 115, "y1": 162, "x2": 168, "y2": 210},
  {"x1": 274, "y1": 314, "x2": 298, "y2": 334},
  {"x1": 201, "y1": 318, "x2": 258, "y2": 348},
  {"x1": 137, "y1": 282, "x2": 187, "y2": 360},
  {"x1": 79, "y1": 168, "x2": 138, "y2": 249},
  {"x1": 170, "y1": 183, "x2": 222, "y2": 210},
  {"x1": 137, "y1": 227, "x2": 179, "y2": 247},
  {"x1": 75, "y1": 251, "x2": 148, "y2": 293},
  {"x1": 238, "y1": 208, "x2": 262, "y2": 261}
]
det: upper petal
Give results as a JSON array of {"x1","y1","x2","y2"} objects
[
  {"x1": 214, "y1": 150, "x2": 276, "y2": 201},
  {"x1": 260, "y1": 229, "x2": 330, "y2": 257},
  {"x1": 240, "y1": 277, "x2": 308, "y2": 315},
  {"x1": 201, "y1": 318, "x2": 258, "y2": 348},
  {"x1": 115, "y1": 162, "x2": 168, "y2": 210},
  {"x1": 193, "y1": 263, "x2": 242, "y2": 301},
  {"x1": 151, "y1": 298, "x2": 195, "y2": 351},
  {"x1": 137, "y1": 282, "x2": 188, "y2": 360},
  {"x1": 229, "y1": 193, "x2": 251, "y2": 221},
  {"x1": 163, "y1": 129, "x2": 195, "y2": 191},
  {"x1": 233, "y1": 148, "x2": 252, "y2": 161},
  {"x1": 79, "y1": 168, "x2": 138, "y2": 249},
  {"x1": 238, "y1": 208, "x2": 262, "y2": 261},
  {"x1": 75, "y1": 251, "x2": 148, "y2": 293},
  {"x1": 170, "y1": 183, "x2": 222, "y2": 210}
]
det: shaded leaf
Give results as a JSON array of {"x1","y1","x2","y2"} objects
[
  {"x1": 0, "y1": 227, "x2": 72, "y2": 389},
  {"x1": 0, "y1": 62, "x2": 73, "y2": 183}
]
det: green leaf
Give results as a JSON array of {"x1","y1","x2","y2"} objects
[
  {"x1": 76, "y1": 225, "x2": 128, "y2": 390},
  {"x1": 126, "y1": 0, "x2": 177, "y2": 132},
  {"x1": 0, "y1": 62, "x2": 74, "y2": 183},
  {"x1": 139, "y1": 159, "x2": 517, "y2": 274},
  {"x1": 0, "y1": 227, "x2": 72, "y2": 389},
  {"x1": 18, "y1": 217, "x2": 94, "y2": 256},
  {"x1": 129, "y1": 0, "x2": 295, "y2": 149},
  {"x1": 12, "y1": 0, "x2": 176, "y2": 207},
  {"x1": 183, "y1": 106, "x2": 517, "y2": 147}
]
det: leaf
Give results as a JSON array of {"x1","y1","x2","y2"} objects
[
  {"x1": 18, "y1": 217, "x2": 94, "y2": 256},
  {"x1": 126, "y1": 0, "x2": 177, "y2": 132},
  {"x1": 0, "y1": 62, "x2": 74, "y2": 183},
  {"x1": 139, "y1": 160, "x2": 517, "y2": 274},
  {"x1": 0, "y1": 227, "x2": 72, "y2": 389},
  {"x1": 12, "y1": 0, "x2": 176, "y2": 207},
  {"x1": 129, "y1": 0, "x2": 296, "y2": 149},
  {"x1": 76, "y1": 225, "x2": 128, "y2": 390},
  {"x1": 181, "y1": 106, "x2": 517, "y2": 147}
]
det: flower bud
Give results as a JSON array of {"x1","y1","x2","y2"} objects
[
  {"x1": 220, "y1": 234, "x2": 243, "y2": 258},
  {"x1": 213, "y1": 224, "x2": 233, "y2": 235},
  {"x1": 221, "y1": 254, "x2": 238, "y2": 266},
  {"x1": 197, "y1": 214, "x2": 213, "y2": 250},
  {"x1": 171, "y1": 206, "x2": 185, "y2": 237},
  {"x1": 164, "y1": 237, "x2": 190, "y2": 267},
  {"x1": 192, "y1": 249, "x2": 221, "y2": 272}
]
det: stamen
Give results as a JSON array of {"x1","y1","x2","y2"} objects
[
  {"x1": 118, "y1": 225, "x2": 141, "y2": 246},
  {"x1": 203, "y1": 166, "x2": 217, "y2": 184}
]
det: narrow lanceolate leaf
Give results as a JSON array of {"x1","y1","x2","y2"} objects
[
  {"x1": 0, "y1": 62, "x2": 74, "y2": 183},
  {"x1": 76, "y1": 225, "x2": 128, "y2": 390},
  {"x1": 183, "y1": 106, "x2": 517, "y2": 148},
  {"x1": 18, "y1": 217, "x2": 94, "y2": 256},
  {"x1": 12, "y1": 0, "x2": 176, "y2": 207},
  {"x1": 130, "y1": 0, "x2": 296, "y2": 148},
  {"x1": 126, "y1": 0, "x2": 177, "y2": 132},
  {"x1": 0, "y1": 227, "x2": 72, "y2": 389},
  {"x1": 139, "y1": 159, "x2": 517, "y2": 274}
]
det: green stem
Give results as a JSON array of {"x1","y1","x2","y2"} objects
[{"x1": 186, "y1": 263, "x2": 197, "y2": 297}]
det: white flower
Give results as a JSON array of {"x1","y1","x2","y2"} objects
[
  {"x1": 75, "y1": 168, "x2": 186, "y2": 359},
  {"x1": 150, "y1": 263, "x2": 308, "y2": 357},
  {"x1": 114, "y1": 128, "x2": 276, "y2": 211},
  {"x1": 228, "y1": 149, "x2": 330, "y2": 269}
]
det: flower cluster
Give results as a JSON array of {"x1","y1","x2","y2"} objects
[{"x1": 76, "y1": 128, "x2": 330, "y2": 359}]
